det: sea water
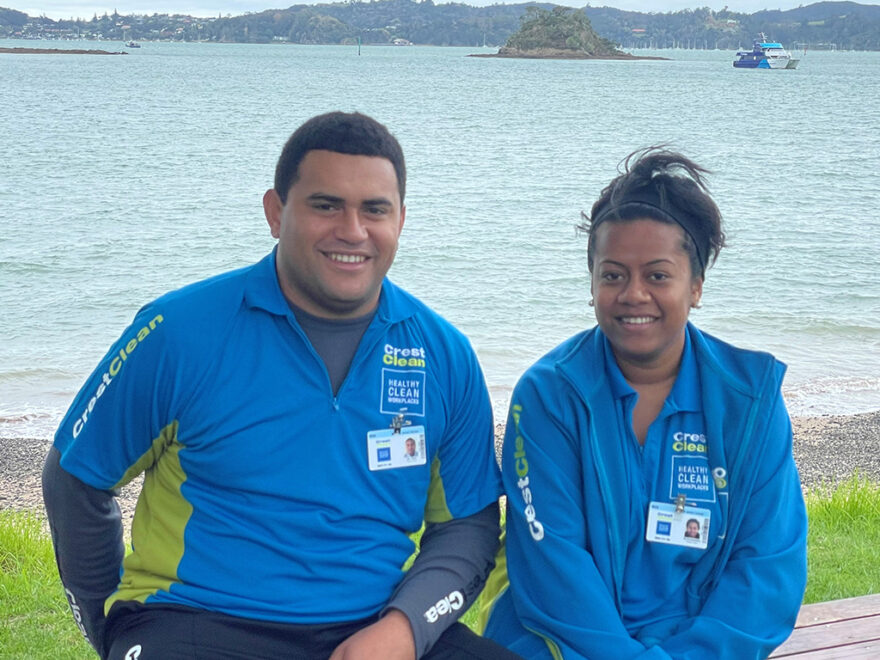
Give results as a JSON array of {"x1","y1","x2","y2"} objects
[{"x1": 1, "y1": 41, "x2": 878, "y2": 439}]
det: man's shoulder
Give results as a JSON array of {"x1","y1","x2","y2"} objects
[
  {"x1": 129, "y1": 260, "x2": 262, "y2": 349},
  {"x1": 382, "y1": 280, "x2": 471, "y2": 347},
  {"x1": 152, "y1": 262, "x2": 255, "y2": 312}
]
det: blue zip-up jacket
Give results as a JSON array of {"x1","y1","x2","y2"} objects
[{"x1": 481, "y1": 323, "x2": 807, "y2": 659}]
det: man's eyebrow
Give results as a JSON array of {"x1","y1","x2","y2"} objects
[
  {"x1": 306, "y1": 193, "x2": 344, "y2": 203},
  {"x1": 362, "y1": 197, "x2": 393, "y2": 207},
  {"x1": 305, "y1": 194, "x2": 393, "y2": 207}
]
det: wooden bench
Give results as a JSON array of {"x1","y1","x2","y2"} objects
[{"x1": 770, "y1": 593, "x2": 880, "y2": 658}]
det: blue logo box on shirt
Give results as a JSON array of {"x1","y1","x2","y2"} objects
[
  {"x1": 670, "y1": 455, "x2": 716, "y2": 503},
  {"x1": 380, "y1": 369, "x2": 426, "y2": 417}
]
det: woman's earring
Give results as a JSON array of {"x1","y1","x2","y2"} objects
[
  {"x1": 588, "y1": 299, "x2": 594, "y2": 307},
  {"x1": 692, "y1": 300, "x2": 702, "y2": 309}
]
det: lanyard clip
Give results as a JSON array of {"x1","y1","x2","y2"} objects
[
  {"x1": 674, "y1": 493, "x2": 687, "y2": 513},
  {"x1": 390, "y1": 409, "x2": 411, "y2": 434}
]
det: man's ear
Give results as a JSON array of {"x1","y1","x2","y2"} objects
[{"x1": 263, "y1": 189, "x2": 283, "y2": 239}]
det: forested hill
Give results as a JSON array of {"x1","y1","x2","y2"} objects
[
  {"x1": 587, "y1": 1, "x2": 880, "y2": 50},
  {"x1": 2, "y1": 1, "x2": 879, "y2": 50}
]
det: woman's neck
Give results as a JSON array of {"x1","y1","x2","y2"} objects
[{"x1": 615, "y1": 352, "x2": 682, "y2": 388}]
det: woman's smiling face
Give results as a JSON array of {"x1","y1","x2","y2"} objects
[{"x1": 591, "y1": 218, "x2": 703, "y2": 371}]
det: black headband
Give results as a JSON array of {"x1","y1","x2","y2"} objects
[{"x1": 591, "y1": 188, "x2": 707, "y2": 275}]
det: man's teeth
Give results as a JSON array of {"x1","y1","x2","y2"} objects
[
  {"x1": 330, "y1": 254, "x2": 366, "y2": 263},
  {"x1": 621, "y1": 317, "x2": 655, "y2": 324}
]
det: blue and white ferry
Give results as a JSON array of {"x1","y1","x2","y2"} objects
[{"x1": 734, "y1": 34, "x2": 799, "y2": 69}]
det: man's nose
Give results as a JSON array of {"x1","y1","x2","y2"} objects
[{"x1": 336, "y1": 208, "x2": 369, "y2": 242}]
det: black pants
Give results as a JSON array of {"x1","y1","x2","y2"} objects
[{"x1": 105, "y1": 604, "x2": 522, "y2": 659}]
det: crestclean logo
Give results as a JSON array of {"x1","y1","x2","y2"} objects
[
  {"x1": 64, "y1": 588, "x2": 88, "y2": 640},
  {"x1": 424, "y1": 590, "x2": 464, "y2": 623},
  {"x1": 383, "y1": 343, "x2": 426, "y2": 367},
  {"x1": 672, "y1": 431, "x2": 707, "y2": 453},
  {"x1": 512, "y1": 404, "x2": 544, "y2": 541},
  {"x1": 71, "y1": 314, "x2": 164, "y2": 438}
]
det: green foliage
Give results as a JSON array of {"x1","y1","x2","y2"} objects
[
  {"x1": 199, "y1": 0, "x2": 531, "y2": 45},
  {"x1": 3, "y1": 2, "x2": 880, "y2": 48},
  {"x1": 3, "y1": 479, "x2": 880, "y2": 655},
  {"x1": 0, "y1": 7, "x2": 28, "y2": 27},
  {"x1": 0, "y1": 511, "x2": 94, "y2": 659},
  {"x1": 803, "y1": 475, "x2": 880, "y2": 604},
  {"x1": 505, "y1": 6, "x2": 619, "y2": 55}
]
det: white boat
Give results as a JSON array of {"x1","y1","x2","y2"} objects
[{"x1": 734, "y1": 34, "x2": 799, "y2": 69}]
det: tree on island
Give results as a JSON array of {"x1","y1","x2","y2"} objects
[{"x1": 499, "y1": 6, "x2": 626, "y2": 58}]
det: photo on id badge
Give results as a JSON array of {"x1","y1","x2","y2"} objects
[{"x1": 367, "y1": 426, "x2": 427, "y2": 471}]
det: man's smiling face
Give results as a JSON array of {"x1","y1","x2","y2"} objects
[{"x1": 264, "y1": 149, "x2": 406, "y2": 319}]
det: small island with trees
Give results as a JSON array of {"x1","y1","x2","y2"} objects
[{"x1": 471, "y1": 6, "x2": 666, "y2": 60}]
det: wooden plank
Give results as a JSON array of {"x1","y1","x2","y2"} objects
[
  {"x1": 771, "y1": 616, "x2": 880, "y2": 657},
  {"x1": 771, "y1": 639, "x2": 880, "y2": 658},
  {"x1": 794, "y1": 594, "x2": 880, "y2": 627}
]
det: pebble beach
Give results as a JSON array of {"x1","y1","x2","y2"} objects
[{"x1": 2, "y1": 411, "x2": 879, "y2": 525}]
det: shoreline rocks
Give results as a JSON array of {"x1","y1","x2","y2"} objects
[
  {"x1": 0, "y1": 47, "x2": 127, "y2": 55},
  {"x1": 469, "y1": 47, "x2": 667, "y2": 60}
]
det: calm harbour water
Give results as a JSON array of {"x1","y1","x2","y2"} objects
[{"x1": 1, "y1": 41, "x2": 878, "y2": 439}]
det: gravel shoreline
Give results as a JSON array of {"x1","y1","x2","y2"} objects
[{"x1": 3, "y1": 410, "x2": 879, "y2": 523}]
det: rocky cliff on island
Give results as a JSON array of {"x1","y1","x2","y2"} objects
[{"x1": 471, "y1": 6, "x2": 665, "y2": 61}]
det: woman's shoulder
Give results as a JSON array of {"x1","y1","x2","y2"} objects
[
  {"x1": 515, "y1": 327, "x2": 602, "y2": 395},
  {"x1": 688, "y1": 324, "x2": 786, "y2": 391}
]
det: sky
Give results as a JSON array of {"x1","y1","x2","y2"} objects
[{"x1": 8, "y1": 0, "x2": 880, "y2": 21}]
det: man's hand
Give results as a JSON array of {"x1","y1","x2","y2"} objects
[{"x1": 328, "y1": 609, "x2": 416, "y2": 660}]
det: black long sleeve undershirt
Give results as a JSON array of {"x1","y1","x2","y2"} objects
[
  {"x1": 43, "y1": 447, "x2": 501, "y2": 659},
  {"x1": 42, "y1": 447, "x2": 124, "y2": 656},
  {"x1": 385, "y1": 501, "x2": 502, "y2": 657}
]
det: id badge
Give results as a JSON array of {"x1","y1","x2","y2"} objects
[
  {"x1": 646, "y1": 501, "x2": 710, "y2": 549},
  {"x1": 367, "y1": 426, "x2": 427, "y2": 471}
]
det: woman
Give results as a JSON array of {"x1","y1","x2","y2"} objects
[{"x1": 480, "y1": 148, "x2": 807, "y2": 659}]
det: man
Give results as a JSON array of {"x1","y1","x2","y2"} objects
[
  {"x1": 405, "y1": 436, "x2": 420, "y2": 461},
  {"x1": 43, "y1": 112, "x2": 515, "y2": 659}
]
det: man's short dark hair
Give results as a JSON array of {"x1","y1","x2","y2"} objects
[{"x1": 274, "y1": 111, "x2": 406, "y2": 204}]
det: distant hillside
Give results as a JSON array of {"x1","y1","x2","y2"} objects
[
  {"x1": 587, "y1": 1, "x2": 880, "y2": 51},
  {"x1": 2, "y1": 1, "x2": 879, "y2": 50}
]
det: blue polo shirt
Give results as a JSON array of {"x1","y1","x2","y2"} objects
[
  {"x1": 604, "y1": 333, "x2": 726, "y2": 638},
  {"x1": 53, "y1": 250, "x2": 501, "y2": 624}
]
